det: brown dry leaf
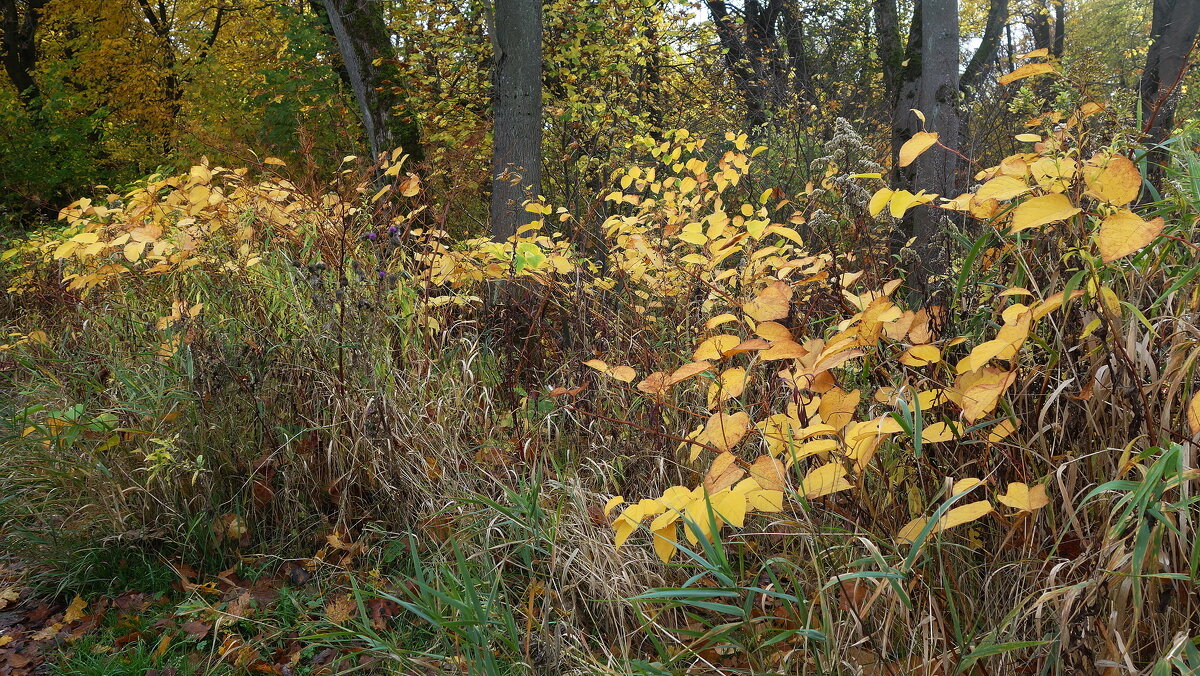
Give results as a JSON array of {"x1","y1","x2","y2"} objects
[
  {"x1": 32, "y1": 623, "x2": 62, "y2": 641},
  {"x1": 324, "y1": 594, "x2": 356, "y2": 624},
  {"x1": 0, "y1": 587, "x2": 19, "y2": 610}
]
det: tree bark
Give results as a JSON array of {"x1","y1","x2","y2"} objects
[
  {"x1": 0, "y1": 0, "x2": 48, "y2": 112},
  {"x1": 312, "y1": 0, "x2": 423, "y2": 163},
  {"x1": 1140, "y1": 0, "x2": 1200, "y2": 185},
  {"x1": 882, "y1": 0, "x2": 959, "y2": 304},
  {"x1": 489, "y1": 0, "x2": 542, "y2": 241}
]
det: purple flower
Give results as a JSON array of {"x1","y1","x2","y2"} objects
[
  {"x1": 365, "y1": 232, "x2": 377, "y2": 240},
  {"x1": 388, "y1": 226, "x2": 398, "y2": 235}
]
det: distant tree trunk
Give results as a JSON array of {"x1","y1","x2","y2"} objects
[
  {"x1": 706, "y1": 0, "x2": 786, "y2": 131},
  {"x1": 1140, "y1": 0, "x2": 1200, "y2": 185},
  {"x1": 0, "y1": 0, "x2": 48, "y2": 112},
  {"x1": 960, "y1": 0, "x2": 1008, "y2": 96},
  {"x1": 781, "y1": 0, "x2": 815, "y2": 104},
  {"x1": 312, "y1": 0, "x2": 423, "y2": 163},
  {"x1": 879, "y1": 0, "x2": 959, "y2": 303},
  {"x1": 1051, "y1": 0, "x2": 1065, "y2": 57},
  {"x1": 489, "y1": 0, "x2": 542, "y2": 241}
]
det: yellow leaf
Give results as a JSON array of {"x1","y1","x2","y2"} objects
[
  {"x1": 760, "y1": 339, "x2": 807, "y2": 361},
  {"x1": 898, "y1": 132, "x2": 939, "y2": 167},
  {"x1": 693, "y1": 334, "x2": 741, "y2": 361},
  {"x1": 799, "y1": 462, "x2": 853, "y2": 500},
  {"x1": 263, "y1": 157, "x2": 286, "y2": 166},
  {"x1": 63, "y1": 595, "x2": 88, "y2": 623},
  {"x1": 1189, "y1": 391, "x2": 1200, "y2": 437},
  {"x1": 705, "y1": 313, "x2": 739, "y2": 329},
  {"x1": 937, "y1": 500, "x2": 993, "y2": 531},
  {"x1": 754, "y1": 321, "x2": 792, "y2": 342},
  {"x1": 652, "y1": 524, "x2": 678, "y2": 562},
  {"x1": 1096, "y1": 210, "x2": 1163, "y2": 262},
  {"x1": 583, "y1": 359, "x2": 636, "y2": 383},
  {"x1": 869, "y1": 188, "x2": 893, "y2": 217},
  {"x1": 975, "y1": 175, "x2": 1029, "y2": 202},
  {"x1": 897, "y1": 517, "x2": 928, "y2": 544},
  {"x1": 667, "y1": 360, "x2": 713, "y2": 385},
  {"x1": 124, "y1": 241, "x2": 145, "y2": 262},
  {"x1": 399, "y1": 174, "x2": 421, "y2": 197},
  {"x1": 920, "y1": 421, "x2": 959, "y2": 443},
  {"x1": 604, "y1": 496, "x2": 625, "y2": 517},
  {"x1": 744, "y1": 281, "x2": 792, "y2": 321},
  {"x1": 1084, "y1": 154, "x2": 1141, "y2": 206},
  {"x1": 702, "y1": 413, "x2": 751, "y2": 453},
  {"x1": 748, "y1": 487, "x2": 784, "y2": 512},
  {"x1": 1009, "y1": 193, "x2": 1081, "y2": 232},
  {"x1": 887, "y1": 189, "x2": 937, "y2": 218},
  {"x1": 900, "y1": 344, "x2": 941, "y2": 366},
  {"x1": 996, "y1": 482, "x2": 1049, "y2": 512},
  {"x1": 817, "y1": 387, "x2": 860, "y2": 430},
  {"x1": 708, "y1": 367, "x2": 748, "y2": 405},
  {"x1": 953, "y1": 367, "x2": 1017, "y2": 422},
  {"x1": 708, "y1": 489, "x2": 748, "y2": 528},
  {"x1": 999, "y1": 61, "x2": 1056, "y2": 85},
  {"x1": 952, "y1": 477, "x2": 984, "y2": 495},
  {"x1": 988, "y1": 418, "x2": 1019, "y2": 442},
  {"x1": 614, "y1": 518, "x2": 637, "y2": 549},
  {"x1": 749, "y1": 455, "x2": 788, "y2": 491}
]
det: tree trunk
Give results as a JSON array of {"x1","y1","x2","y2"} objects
[
  {"x1": 312, "y1": 0, "x2": 423, "y2": 163},
  {"x1": 1, "y1": 0, "x2": 48, "y2": 112},
  {"x1": 489, "y1": 0, "x2": 542, "y2": 241},
  {"x1": 884, "y1": 0, "x2": 959, "y2": 304},
  {"x1": 1140, "y1": 0, "x2": 1200, "y2": 185},
  {"x1": 782, "y1": 0, "x2": 815, "y2": 104}
]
